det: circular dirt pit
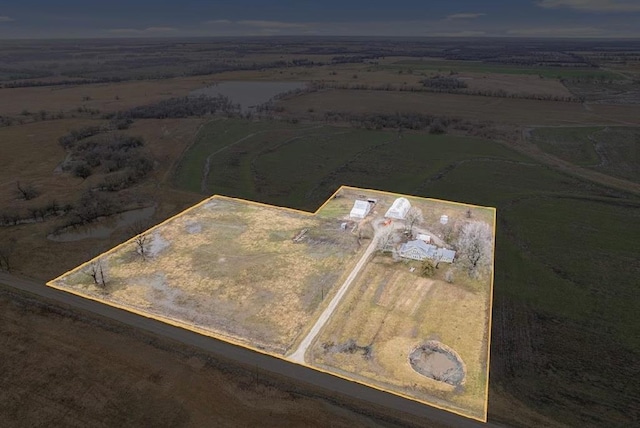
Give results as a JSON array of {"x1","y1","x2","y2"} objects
[{"x1": 409, "y1": 341, "x2": 466, "y2": 387}]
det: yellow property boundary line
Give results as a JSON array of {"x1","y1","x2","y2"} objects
[{"x1": 47, "y1": 185, "x2": 495, "y2": 423}]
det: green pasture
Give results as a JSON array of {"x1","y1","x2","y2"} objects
[{"x1": 530, "y1": 126, "x2": 640, "y2": 183}]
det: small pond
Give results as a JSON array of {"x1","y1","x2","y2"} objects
[
  {"x1": 189, "y1": 81, "x2": 308, "y2": 112},
  {"x1": 409, "y1": 341, "x2": 466, "y2": 387}
]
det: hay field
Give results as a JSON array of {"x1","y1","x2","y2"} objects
[{"x1": 48, "y1": 196, "x2": 362, "y2": 355}]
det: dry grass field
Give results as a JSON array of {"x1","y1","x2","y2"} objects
[
  {"x1": 0, "y1": 77, "x2": 217, "y2": 116},
  {"x1": 310, "y1": 257, "x2": 489, "y2": 420},
  {"x1": 279, "y1": 89, "x2": 640, "y2": 126},
  {"x1": 48, "y1": 196, "x2": 363, "y2": 355},
  {"x1": 47, "y1": 185, "x2": 495, "y2": 422}
]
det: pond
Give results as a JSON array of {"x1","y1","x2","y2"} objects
[
  {"x1": 409, "y1": 340, "x2": 466, "y2": 387},
  {"x1": 189, "y1": 81, "x2": 308, "y2": 112},
  {"x1": 48, "y1": 205, "x2": 156, "y2": 242}
]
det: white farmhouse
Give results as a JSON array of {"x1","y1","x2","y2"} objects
[
  {"x1": 350, "y1": 200, "x2": 371, "y2": 219},
  {"x1": 385, "y1": 197, "x2": 411, "y2": 220},
  {"x1": 398, "y1": 240, "x2": 456, "y2": 263}
]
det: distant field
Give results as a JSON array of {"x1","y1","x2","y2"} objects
[
  {"x1": 278, "y1": 89, "x2": 640, "y2": 126},
  {"x1": 530, "y1": 126, "x2": 640, "y2": 183},
  {"x1": 387, "y1": 59, "x2": 625, "y2": 80},
  {"x1": 0, "y1": 76, "x2": 217, "y2": 116},
  {"x1": 173, "y1": 119, "x2": 531, "y2": 209}
]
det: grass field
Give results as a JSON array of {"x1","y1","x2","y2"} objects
[
  {"x1": 48, "y1": 196, "x2": 363, "y2": 355},
  {"x1": 311, "y1": 256, "x2": 489, "y2": 421},
  {"x1": 170, "y1": 117, "x2": 640, "y2": 427},
  {"x1": 173, "y1": 119, "x2": 533, "y2": 209},
  {"x1": 530, "y1": 126, "x2": 640, "y2": 183},
  {"x1": 387, "y1": 59, "x2": 625, "y2": 81},
  {"x1": 278, "y1": 89, "x2": 640, "y2": 126}
]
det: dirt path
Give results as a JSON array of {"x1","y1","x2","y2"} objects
[
  {"x1": 509, "y1": 128, "x2": 640, "y2": 196},
  {"x1": 288, "y1": 235, "x2": 379, "y2": 363},
  {"x1": 200, "y1": 132, "x2": 257, "y2": 193}
]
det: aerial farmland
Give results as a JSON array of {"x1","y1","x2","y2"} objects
[{"x1": 48, "y1": 185, "x2": 495, "y2": 421}]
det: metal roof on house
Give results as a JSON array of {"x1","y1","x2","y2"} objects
[{"x1": 399, "y1": 240, "x2": 456, "y2": 262}]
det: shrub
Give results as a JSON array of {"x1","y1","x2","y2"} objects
[{"x1": 73, "y1": 162, "x2": 92, "y2": 179}]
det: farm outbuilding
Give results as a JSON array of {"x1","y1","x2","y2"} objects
[
  {"x1": 350, "y1": 200, "x2": 371, "y2": 219},
  {"x1": 417, "y1": 233, "x2": 431, "y2": 243},
  {"x1": 385, "y1": 197, "x2": 411, "y2": 220},
  {"x1": 398, "y1": 240, "x2": 456, "y2": 263}
]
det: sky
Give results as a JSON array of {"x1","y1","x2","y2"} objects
[{"x1": 1, "y1": 0, "x2": 640, "y2": 39}]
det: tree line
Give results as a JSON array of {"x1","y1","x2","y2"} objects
[
  {"x1": 108, "y1": 94, "x2": 241, "y2": 120},
  {"x1": 311, "y1": 81, "x2": 581, "y2": 103}
]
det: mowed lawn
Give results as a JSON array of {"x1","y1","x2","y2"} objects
[{"x1": 170, "y1": 118, "x2": 640, "y2": 427}]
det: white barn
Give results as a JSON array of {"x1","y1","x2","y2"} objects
[
  {"x1": 385, "y1": 197, "x2": 411, "y2": 220},
  {"x1": 350, "y1": 200, "x2": 371, "y2": 219}
]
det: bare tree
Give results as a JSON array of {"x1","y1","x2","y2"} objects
[
  {"x1": 376, "y1": 228, "x2": 395, "y2": 253},
  {"x1": 405, "y1": 206, "x2": 424, "y2": 235},
  {"x1": 0, "y1": 238, "x2": 17, "y2": 272},
  {"x1": 129, "y1": 220, "x2": 150, "y2": 260},
  {"x1": 15, "y1": 181, "x2": 39, "y2": 201},
  {"x1": 456, "y1": 221, "x2": 493, "y2": 278},
  {"x1": 86, "y1": 259, "x2": 107, "y2": 287}
]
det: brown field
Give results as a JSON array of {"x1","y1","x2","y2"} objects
[
  {"x1": 0, "y1": 117, "x2": 205, "y2": 281},
  {"x1": 0, "y1": 118, "x2": 204, "y2": 207},
  {"x1": 0, "y1": 119, "x2": 98, "y2": 208},
  {"x1": 460, "y1": 73, "x2": 573, "y2": 98},
  {"x1": 0, "y1": 77, "x2": 217, "y2": 116},
  {"x1": 48, "y1": 196, "x2": 363, "y2": 355},
  {"x1": 0, "y1": 286, "x2": 432, "y2": 428},
  {"x1": 278, "y1": 89, "x2": 640, "y2": 126}
]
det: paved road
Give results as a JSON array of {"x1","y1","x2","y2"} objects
[
  {"x1": 289, "y1": 236, "x2": 379, "y2": 363},
  {"x1": 0, "y1": 271, "x2": 499, "y2": 427}
]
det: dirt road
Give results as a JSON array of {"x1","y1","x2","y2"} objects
[{"x1": 288, "y1": 235, "x2": 378, "y2": 363}]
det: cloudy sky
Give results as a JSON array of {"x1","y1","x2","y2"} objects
[{"x1": 1, "y1": 0, "x2": 639, "y2": 39}]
